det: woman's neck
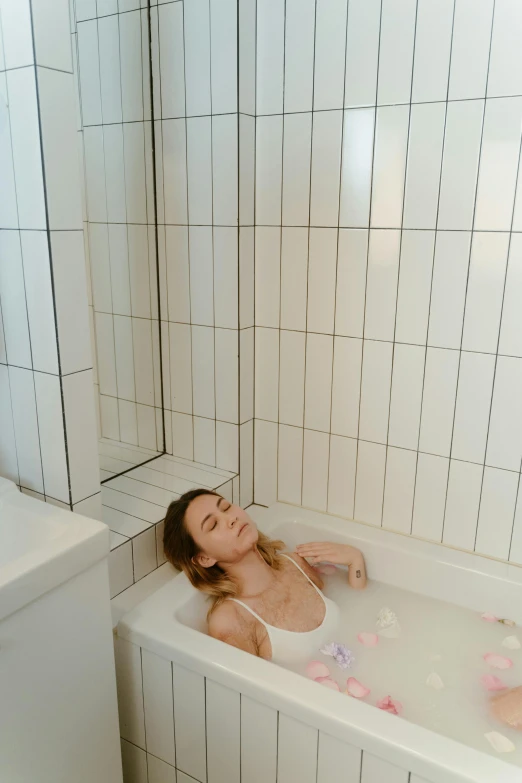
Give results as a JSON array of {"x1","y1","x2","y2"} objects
[{"x1": 219, "y1": 548, "x2": 276, "y2": 598}]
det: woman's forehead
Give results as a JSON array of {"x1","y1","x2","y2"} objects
[{"x1": 186, "y1": 493, "x2": 221, "y2": 525}]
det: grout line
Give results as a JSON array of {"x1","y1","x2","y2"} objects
[{"x1": 100, "y1": 450, "x2": 168, "y2": 484}]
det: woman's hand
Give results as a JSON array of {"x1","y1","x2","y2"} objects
[{"x1": 295, "y1": 542, "x2": 367, "y2": 589}]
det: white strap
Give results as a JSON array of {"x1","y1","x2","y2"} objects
[
  {"x1": 229, "y1": 598, "x2": 270, "y2": 629},
  {"x1": 281, "y1": 553, "x2": 323, "y2": 597}
]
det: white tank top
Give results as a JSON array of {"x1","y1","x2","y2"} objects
[{"x1": 230, "y1": 554, "x2": 341, "y2": 667}]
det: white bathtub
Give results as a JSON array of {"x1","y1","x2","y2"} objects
[{"x1": 117, "y1": 503, "x2": 522, "y2": 783}]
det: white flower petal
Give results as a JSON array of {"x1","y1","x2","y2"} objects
[
  {"x1": 426, "y1": 672, "x2": 444, "y2": 690},
  {"x1": 379, "y1": 621, "x2": 401, "y2": 639},
  {"x1": 502, "y1": 635, "x2": 521, "y2": 650},
  {"x1": 484, "y1": 732, "x2": 516, "y2": 753}
]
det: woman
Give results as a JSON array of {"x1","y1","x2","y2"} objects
[{"x1": 163, "y1": 488, "x2": 367, "y2": 666}]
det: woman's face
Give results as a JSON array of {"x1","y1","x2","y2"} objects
[{"x1": 185, "y1": 494, "x2": 258, "y2": 567}]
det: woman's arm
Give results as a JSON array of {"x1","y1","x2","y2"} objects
[{"x1": 295, "y1": 542, "x2": 368, "y2": 590}]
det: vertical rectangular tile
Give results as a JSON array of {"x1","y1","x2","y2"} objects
[
  {"x1": 354, "y1": 440, "x2": 386, "y2": 526},
  {"x1": 113, "y1": 637, "x2": 145, "y2": 748},
  {"x1": 210, "y1": 0, "x2": 237, "y2": 114},
  {"x1": 339, "y1": 108, "x2": 375, "y2": 228},
  {"x1": 119, "y1": 10, "x2": 143, "y2": 122},
  {"x1": 361, "y1": 754, "x2": 409, "y2": 783},
  {"x1": 254, "y1": 419, "x2": 278, "y2": 505},
  {"x1": 437, "y1": 99, "x2": 484, "y2": 230},
  {"x1": 216, "y1": 422, "x2": 238, "y2": 473},
  {"x1": 280, "y1": 228, "x2": 309, "y2": 331},
  {"x1": 476, "y1": 467, "x2": 519, "y2": 560},
  {"x1": 239, "y1": 227, "x2": 255, "y2": 329},
  {"x1": 450, "y1": 351, "x2": 496, "y2": 464},
  {"x1": 215, "y1": 328, "x2": 238, "y2": 424},
  {"x1": 241, "y1": 698, "x2": 277, "y2": 783},
  {"x1": 304, "y1": 333, "x2": 334, "y2": 432},
  {"x1": 499, "y1": 234, "x2": 522, "y2": 357},
  {"x1": 172, "y1": 413, "x2": 194, "y2": 460},
  {"x1": 284, "y1": 0, "x2": 315, "y2": 113},
  {"x1": 240, "y1": 420, "x2": 254, "y2": 507},
  {"x1": 313, "y1": 0, "x2": 348, "y2": 111},
  {"x1": 282, "y1": 113, "x2": 312, "y2": 227},
  {"x1": 1, "y1": 0, "x2": 33, "y2": 69},
  {"x1": 212, "y1": 114, "x2": 238, "y2": 226},
  {"x1": 278, "y1": 424, "x2": 303, "y2": 505},
  {"x1": 77, "y1": 19, "x2": 102, "y2": 126},
  {"x1": 98, "y1": 14, "x2": 122, "y2": 124},
  {"x1": 428, "y1": 231, "x2": 472, "y2": 349},
  {"x1": 279, "y1": 330, "x2": 306, "y2": 427},
  {"x1": 486, "y1": 356, "x2": 522, "y2": 471},
  {"x1": 364, "y1": 229, "x2": 401, "y2": 341},
  {"x1": 277, "y1": 715, "x2": 318, "y2": 783},
  {"x1": 307, "y1": 228, "x2": 338, "y2": 334},
  {"x1": 114, "y1": 316, "x2": 136, "y2": 401},
  {"x1": 133, "y1": 318, "x2": 155, "y2": 406},
  {"x1": 189, "y1": 226, "x2": 213, "y2": 327},
  {"x1": 474, "y1": 98, "x2": 522, "y2": 231},
  {"x1": 240, "y1": 327, "x2": 254, "y2": 424},
  {"x1": 395, "y1": 230, "x2": 435, "y2": 345},
  {"x1": 121, "y1": 739, "x2": 147, "y2": 783},
  {"x1": 335, "y1": 229, "x2": 368, "y2": 338},
  {"x1": 123, "y1": 122, "x2": 147, "y2": 223},
  {"x1": 186, "y1": 116, "x2": 212, "y2": 225},
  {"x1": 412, "y1": 0, "x2": 454, "y2": 103},
  {"x1": 62, "y1": 369, "x2": 100, "y2": 504},
  {"x1": 419, "y1": 348, "x2": 459, "y2": 457},
  {"x1": 239, "y1": 114, "x2": 255, "y2": 227},
  {"x1": 239, "y1": 0, "x2": 256, "y2": 115},
  {"x1": 449, "y1": 0, "x2": 494, "y2": 100},
  {"x1": 487, "y1": 0, "x2": 522, "y2": 98},
  {"x1": 206, "y1": 680, "x2": 240, "y2": 783},
  {"x1": 358, "y1": 340, "x2": 393, "y2": 444},
  {"x1": 119, "y1": 400, "x2": 138, "y2": 447},
  {"x1": 194, "y1": 416, "x2": 216, "y2": 466},
  {"x1": 412, "y1": 453, "x2": 449, "y2": 543},
  {"x1": 370, "y1": 105, "x2": 409, "y2": 229},
  {"x1": 309, "y1": 109, "x2": 343, "y2": 228},
  {"x1": 403, "y1": 103, "x2": 446, "y2": 230},
  {"x1": 327, "y1": 435, "x2": 357, "y2": 519},
  {"x1": 169, "y1": 323, "x2": 192, "y2": 414},
  {"x1": 83, "y1": 126, "x2": 107, "y2": 223},
  {"x1": 165, "y1": 226, "x2": 190, "y2": 324},
  {"x1": 462, "y1": 232, "x2": 510, "y2": 353},
  {"x1": 158, "y1": 1, "x2": 185, "y2": 119},
  {"x1": 141, "y1": 650, "x2": 175, "y2": 767},
  {"x1": 331, "y1": 336, "x2": 362, "y2": 439},
  {"x1": 147, "y1": 755, "x2": 176, "y2": 783},
  {"x1": 103, "y1": 124, "x2": 127, "y2": 223},
  {"x1": 0, "y1": 73, "x2": 18, "y2": 229},
  {"x1": 0, "y1": 231, "x2": 32, "y2": 369},
  {"x1": 509, "y1": 485, "x2": 522, "y2": 565},
  {"x1": 162, "y1": 119, "x2": 188, "y2": 224},
  {"x1": 344, "y1": 0, "x2": 381, "y2": 108},
  {"x1": 191, "y1": 325, "x2": 215, "y2": 419},
  {"x1": 95, "y1": 312, "x2": 117, "y2": 397},
  {"x1": 183, "y1": 0, "x2": 211, "y2": 116},
  {"x1": 443, "y1": 459, "x2": 483, "y2": 551},
  {"x1": 256, "y1": 0, "x2": 285, "y2": 115},
  {"x1": 172, "y1": 663, "x2": 207, "y2": 783},
  {"x1": 33, "y1": 373, "x2": 68, "y2": 503},
  {"x1": 255, "y1": 326, "x2": 279, "y2": 422},
  {"x1": 317, "y1": 735, "x2": 361, "y2": 783},
  {"x1": 100, "y1": 395, "x2": 120, "y2": 441},
  {"x1": 255, "y1": 227, "x2": 281, "y2": 328},
  {"x1": 7, "y1": 68, "x2": 46, "y2": 229},
  {"x1": 388, "y1": 344, "x2": 425, "y2": 451},
  {"x1": 213, "y1": 226, "x2": 238, "y2": 329},
  {"x1": 382, "y1": 446, "x2": 417, "y2": 534},
  {"x1": 256, "y1": 115, "x2": 283, "y2": 226},
  {"x1": 377, "y1": 0, "x2": 417, "y2": 105},
  {"x1": 128, "y1": 225, "x2": 151, "y2": 319}
]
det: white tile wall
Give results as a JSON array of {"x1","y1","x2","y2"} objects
[
  {"x1": 251, "y1": 0, "x2": 522, "y2": 567},
  {"x1": 0, "y1": 0, "x2": 99, "y2": 511}
]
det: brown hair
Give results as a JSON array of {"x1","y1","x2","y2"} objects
[{"x1": 163, "y1": 488, "x2": 285, "y2": 616}]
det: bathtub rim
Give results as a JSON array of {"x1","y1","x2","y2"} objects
[{"x1": 117, "y1": 503, "x2": 522, "y2": 783}]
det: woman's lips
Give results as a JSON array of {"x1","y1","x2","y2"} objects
[{"x1": 238, "y1": 522, "x2": 248, "y2": 536}]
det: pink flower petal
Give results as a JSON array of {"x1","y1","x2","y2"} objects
[
  {"x1": 357, "y1": 632, "x2": 379, "y2": 647},
  {"x1": 315, "y1": 676, "x2": 340, "y2": 691},
  {"x1": 316, "y1": 564, "x2": 337, "y2": 575},
  {"x1": 306, "y1": 660, "x2": 330, "y2": 680},
  {"x1": 484, "y1": 653, "x2": 513, "y2": 670},
  {"x1": 481, "y1": 612, "x2": 498, "y2": 623},
  {"x1": 481, "y1": 674, "x2": 508, "y2": 692},
  {"x1": 376, "y1": 695, "x2": 403, "y2": 715},
  {"x1": 346, "y1": 677, "x2": 370, "y2": 699}
]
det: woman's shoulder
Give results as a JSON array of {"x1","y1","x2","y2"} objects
[
  {"x1": 284, "y1": 551, "x2": 324, "y2": 589},
  {"x1": 208, "y1": 599, "x2": 254, "y2": 638}
]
